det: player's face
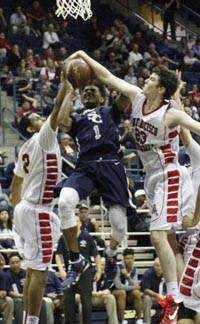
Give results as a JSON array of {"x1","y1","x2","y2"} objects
[
  {"x1": 81, "y1": 85, "x2": 101, "y2": 109},
  {"x1": 28, "y1": 113, "x2": 46, "y2": 131},
  {"x1": 142, "y1": 73, "x2": 161, "y2": 97}
]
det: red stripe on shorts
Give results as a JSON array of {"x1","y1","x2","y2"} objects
[{"x1": 180, "y1": 285, "x2": 191, "y2": 296}]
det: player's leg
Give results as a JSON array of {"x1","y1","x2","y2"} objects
[
  {"x1": 58, "y1": 171, "x2": 95, "y2": 287},
  {"x1": 151, "y1": 230, "x2": 178, "y2": 295},
  {"x1": 26, "y1": 268, "x2": 48, "y2": 324},
  {"x1": 168, "y1": 232, "x2": 184, "y2": 281},
  {"x1": 98, "y1": 161, "x2": 134, "y2": 279}
]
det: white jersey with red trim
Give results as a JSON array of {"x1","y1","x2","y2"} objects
[
  {"x1": 14, "y1": 117, "x2": 61, "y2": 207},
  {"x1": 132, "y1": 93, "x2": 180, "y2": 173}
]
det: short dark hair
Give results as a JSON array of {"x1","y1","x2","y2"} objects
[
  {"x1": 18, "y1": 112, "x2": 33, "y2": 138},
  {"x1": 123, "y1": 248, "x2": 134, "y2": 257},
  {"x1": 153, "y1": 65, "x2": 178, "y2": 100}
]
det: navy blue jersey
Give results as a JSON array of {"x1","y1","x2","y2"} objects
[
  {"x1": 69, "y1": 104, "x2": 123, "y2": 160},
  {"x1": 44, "y1": 270, "x2": 63, "y2": 296},
  {"x1": 56, "y1": 230, "x2": 99, "y2": 271},
  {"x1": 140, "y1": 267, "x2": 165, "y2": 294},
  {"x1": 5, "y1": 268, "x2": 26, "y2": 293}
]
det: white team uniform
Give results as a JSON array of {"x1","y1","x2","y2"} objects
[
  {"x1": 132, "y1": 93, "x2": 195, "y2": 231},
  {"x1": 178, "y1": 139, "x2": 200, "y2": 312},
  {"x1": 13, "y1": 117, "x2": 61, "y2": 270}
]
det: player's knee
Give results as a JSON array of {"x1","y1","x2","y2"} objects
[
  {"x1": 59, "y1": 187, "x2": 79, "y2": 214},
  {"x1": 150, "y1": 230, "x2": 164, "y2": 247}
]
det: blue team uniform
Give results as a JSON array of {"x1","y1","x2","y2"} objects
[{"x1": 55, "y1": 103, "x2": 133, "y2": 208}]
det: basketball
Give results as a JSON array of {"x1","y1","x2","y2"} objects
[{"x1": 64, "y1": 58, "x2": 92, "y2": 89}]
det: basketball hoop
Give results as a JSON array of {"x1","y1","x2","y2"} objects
[{"x1": 55, "y1": 0, "x2": 93, "y2": 20}]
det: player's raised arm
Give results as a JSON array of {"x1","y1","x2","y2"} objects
[
  {"x1": 66, "y1": 50, "x2": 141, "y2": 102},
  {"x1": 51, "y1": 80, "x2": 74, "y2": 130},
  {"x1": 165, "y1": 104, "x2": 200, "y2": 137},
  {"x1": 173, "y1": 75, "x2": 192, "y2": 148},
  {"x1": 56, "y1": 80, "x2": 74, "y2": 132}
]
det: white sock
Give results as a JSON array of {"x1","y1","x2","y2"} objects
[
  {"x1": 106, "y1": 246, "x2": 116, "y2": 257},
  {"x1": 166, "y1": 281, "x2": 178, "y2": 297},
  {"x1": 26, "y1": 316, "x2": 39, "y2": 324},
  {"x1": 23, "y1": 311, "x2": 27, "y2": 324}
]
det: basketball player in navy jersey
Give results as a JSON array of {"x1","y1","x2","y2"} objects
[{"x1": 55, "y1": 83, "x2": 135, "y2": 288}]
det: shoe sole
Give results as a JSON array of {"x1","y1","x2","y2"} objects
[{"x1": 63, "y1": 261, "x2": 90, "y2": 290}]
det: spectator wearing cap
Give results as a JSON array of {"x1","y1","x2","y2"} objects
[
  {"x1": 135, "y1": 189, "x2": 151, "y2": 226},
  {"x1": 79, "y1": 204, "x2": 106, "y2": 256}
]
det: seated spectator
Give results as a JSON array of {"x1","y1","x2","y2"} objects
[
  {"x1": 192, "y1": 38, "x2": 200, "y2": 59},
  {"x1": 0, "y1": 32, "x2": 12, "y2": 59},
  {"x1": 26, "y1": 0, "x2": 45, "y2": 32},
  {"x1": 188, "y1": 83, "x2": 200, "y2": 108},
  {"x1": 41, "y1": 47, "x2": 59, "y2": 67},
  {"x1": 135, "y1": 189, "x2": 150, "y2": 213},
  {"x1": 113, "y1": 248, "x2": 144, "y2": 324},
  {"x1": 57, "y1": 46, "x2": 68, "y2": 63},
  {"x1": 143, "y1": 43, "x2": 160, "y2": 69},
  {"x1": 59, "y1": 133, "x2": 77, "y2": 176},
  {"x1": 7, "y1": 44, "x2": 21, "y2": 72},
  {"x1": 0, "y1": 206, "x2": 14, "y2": 251},
  {"x1": 43, "y1": 269, "x2": 64, "y2": 324},
  {"x1": 0, "y1": 253, "x2": 14, "y2": 324},
  {"x1": 183, "y1": 97, "x2": 199, "y2": 121},
  {"x1": 141, "y1": 257, "x2": 165, "y2": 324},
  {"x1": 9, "y1": 6, "x2": 30, "y2": 34},
  {"x1": 183, "y1": 49, "x2": 200, "y2": 71},
  {"x1": 17, "y1": 93, "x2": 38, "y2": 123},
  {"x1": 124, "y1": 65, "x2": 137, "y2": 85},
  {"x1": 128, "y1": 42, "x2": 144, "y2": 68},
  {"x1": 16, "y1": 58, "x2": 26, "y2": 77},
  {"x1": 42, "y1": 24, "x2": 62, "y2": 49},
  {"x1": 5, "y1": 253, "x2": 47, "y2": 324},
  {"x1": 42, "y1": 11, "x2": 60, "y2": 34},
  {"x1": 34, "y1": 84, "x2": 54, "y2": 116},
  {"x1": 91, "y1": 257, "x2": 118, "y2": 324},
  {"x1": 23, "y1": 48, "x2": 42, "y2": 75},
  {"x1": 40, "y1": 57, "x2": 60, "y2": 83},
  {"x1": 0, "y1": 8, "x2": 7, "y2": 33},
  {"x1": 17, "y1": 69, "x2": 36, "y2": 100},
  {"x1": 119, "y1": 119, "x2": 136, "y2": 150},
  {"x1": 78, "y1": 204, "x2": 106, "y2": 255}
]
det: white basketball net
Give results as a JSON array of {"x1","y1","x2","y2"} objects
[{"x1": 55, "y1": 0, "x2": 93, "y2": 20}]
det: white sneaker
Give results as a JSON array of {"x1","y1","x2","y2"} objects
[{"x1": 135, "y1": 320, "x2": 144, "y2": 324}]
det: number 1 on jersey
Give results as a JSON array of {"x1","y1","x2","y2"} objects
[{"x1": 93, "y1": 125, "x2": 101, "y2": 140}]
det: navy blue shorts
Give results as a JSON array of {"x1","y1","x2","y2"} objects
[{"x1": 55, "y1": 159, "x2": 133, "y2": 208}]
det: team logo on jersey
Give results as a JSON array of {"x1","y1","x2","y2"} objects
[
  {"x1": 87, "y1": 111, "x2": 103, "y2": 123},
  {"x1": 152, "y1": 204, "x2": 158, "y2": 215},
  {"x1": 79, "y1": 240, "x2": 87, "y2": 247}
]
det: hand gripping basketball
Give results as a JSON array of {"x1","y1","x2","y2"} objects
[{"x1": 63, "y1": 58, "x2": 92, "y2": 89}]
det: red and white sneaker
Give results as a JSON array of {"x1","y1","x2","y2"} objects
[{"x1": 159, "y1": 295, "x2": 178, "y2": 324}]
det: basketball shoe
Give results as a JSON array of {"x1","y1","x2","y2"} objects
[
  {"x1": 158, "y1": 295, "x2": 178, "y2": 324},
  {"x1": 62, "y1": 255, "x2": 89, "y2": 289}
]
